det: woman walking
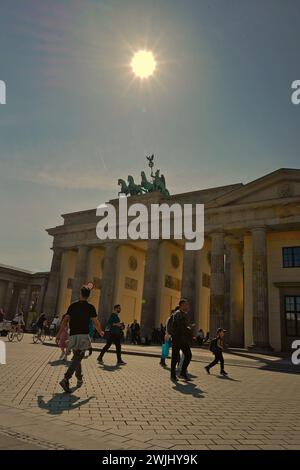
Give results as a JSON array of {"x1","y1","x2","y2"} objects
[{"x1": 57, "y1": 314, "x2": 69, "y2": 361}]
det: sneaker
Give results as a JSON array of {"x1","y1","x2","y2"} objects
[
  {"x1": 76, "y1": 379, "x2": 83, "y2": 388},
  {"x1": 179, "y1": 373, "x2": 192, "y2": 381},
  {"x1": 97, "y1": 357, "x2": 104, "y2": 364},
  {"x1": 171, "y1": 375, "x2": 178, "y2": 383},
  {"x1": 160, "y1": 361, "x2": 167, "y2": 368},
  {"x1": 220, "y1": 370, "x2": 228, "y2": 376},
  {"x1": 205, "y1": 366, "x2": 210, "y2": 375},
  {"x1": 59, "y1": 378, "x2": 71, "y2": 393},
  {"x1": 117, "y1": 360, "x2": 126, "y2": 365}
]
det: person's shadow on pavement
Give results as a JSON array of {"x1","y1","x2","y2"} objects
[
  {"x1": 99, "y1": 364, "x2": 121, "y2": 372},
  {"x1": 37, "y1": 394, "x2": 94, "y2": 415},
  {"x1": 48, "y1": 359, "x2": 70, "y2": 366},
  {"x1": 172, "y1": 382, "x2": 205, "y2": 399},
  {"x1": 215, "y1": 375, "x2": 241, "y2": 382}
]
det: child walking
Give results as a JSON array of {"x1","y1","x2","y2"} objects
[
  {"x1": 57, "y1": 314, "x2": 69, "y2": 361},
  {"x1": 205, "y1": 328, "x2": 228, "y2": 376}
]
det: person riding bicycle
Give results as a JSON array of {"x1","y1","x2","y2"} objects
[
  {"x1": 36, "y1": 312, "x2": 47, "y2": 339},
  {"x1": 50, "y1": 315, "x2": 60, "y2": 336},
  {"x1": 12, "y1": 311, "x2": 25, "y2": 333}
]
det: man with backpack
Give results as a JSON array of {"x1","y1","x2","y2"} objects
[
  {"x1": 97, "y1": 304, "x2": 126, "y2": 366},
  {"x1": 159, "y1": 306, "x2": 179, "y2": 367},
  {"x1": 170, "y1": 299, "x2": 192, "y2": 383},
  {"x1": 205, "y1": 328, "x2": 228, "y2": 376}
]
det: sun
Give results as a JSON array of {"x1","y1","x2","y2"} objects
[{"x1": 131, "y1": 50, "x2": 157, "y2": 79}]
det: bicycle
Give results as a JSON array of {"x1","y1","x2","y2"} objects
[
  {"x1": 7, "y1": 325, "x2": 24, "y2": 342},
  {"x1": 47, "y1": 326, "x2": 56, "y2": 341},
  {"x1": 32, "y1": 328, "x2": 46, "y2": 344}
]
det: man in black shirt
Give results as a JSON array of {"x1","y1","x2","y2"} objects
[
  {"x1": 97, "y1": 304, "x2": 126, "y2": 365},
  {"x1": 170, "y1": 298, "x2": 192, "y2": 383},
  {"x1": 56, "y1": 286, "x2": 104, "y2": 393}
]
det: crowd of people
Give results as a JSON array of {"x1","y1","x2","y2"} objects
[
  {"x1": 2, "y1": 285, "x2": 228, "y2": 393},
  {"x1": 53, "y1": 286, "x2": 228, "y2": 393}
]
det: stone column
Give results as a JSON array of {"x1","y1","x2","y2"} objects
[
  {"x1": 181, "y1": 247, "x2": 196, "y2": 323},
  {"x1": 9, "y1": 285, "x2": 21, "y2": 318},
  {"x1": 4, "y1": 281, "x2": 14, "y2": 315},
  {"x1": 209, "y1": 231, "x2": 225, "y2": 336},
  {"x1": 23, "y1": 285, "x2": 33, "y2": 323},
  {"x1": 228, "y1": 241, "x2": 244, "y2": 347},
  {"x1": 250, "y1": 226, "x2": 271, "y2": 350},
  {"x1": 98, "y1": 243, "x2": 118, "y2": 327},
  {"x1": 71, "y1": 245, "x2": 90, "y2": 302},
  {"x1": 43, "y1": 248, "x2": 63, "y2": 316},
  {"x1": 224, "y1": 245, "x2": 231, "y2": 334},
  {"x1": 140, "y1": 240, "x2": 160, "y2": 341},
  {"x1": 36, "y1": 281, "x2": 47, "y2": 315}
]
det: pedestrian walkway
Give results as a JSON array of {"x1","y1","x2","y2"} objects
[
  {"x1": 0, "y1": 335, "x2": 299, "y2": 450},
  {"x1": 47, "y1": 338, "x2": 296, "y2": 372}
]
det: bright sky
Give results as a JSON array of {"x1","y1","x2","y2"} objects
[{"x1": 0, "y1": 0, "x2": 299, "y2": 272}]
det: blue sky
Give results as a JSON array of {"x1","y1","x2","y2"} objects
[{"x1": 0, "y1": 0, "x2": 299, "y2": 271}]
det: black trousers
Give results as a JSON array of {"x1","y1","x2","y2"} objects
[
  {"x1": 208, "y1": 350, "x2": 225, "y2": 371},
  {"x1": 98, "y1": 333, "x2": 122, "y2": 362},
  {"x1": 65, "y1": 350, "x2": 84, "y2": 381},
  {"x1": 171, "y1": 340, "x2": 192, "y2": 377}
]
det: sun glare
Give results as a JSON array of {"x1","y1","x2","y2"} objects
[{"x1": 131, "y1": 50, "x2": 157, "y2": 79}]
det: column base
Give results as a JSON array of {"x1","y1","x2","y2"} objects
[{"x1": 248, "y1": 342, "x2": 273, "y2": 353}]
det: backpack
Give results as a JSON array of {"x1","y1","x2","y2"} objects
[
  {"x1": 209, "y1": 338, "x2": 217, "y2": 353},
  {"x1": 166, "y1": 312, "x2": 176, "y2": 336}
]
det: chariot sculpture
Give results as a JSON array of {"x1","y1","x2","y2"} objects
[{"x1": 118, "y1": 155, "x2": 170, "y2": 197}]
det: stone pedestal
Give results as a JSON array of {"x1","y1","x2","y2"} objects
[
  {"x1": 140, "y1": 240, "x2": 160, "y2": 341},
  {"x1": 209, "y1": 231, "x2": 225, "y2": 336}
]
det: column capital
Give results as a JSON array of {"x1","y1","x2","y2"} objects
[
  {"x1": 225, "y1": 233, "x2": 244, "y2": 246},
  {"x1": 251, "y1": 225, "x2": 267, "y2": 233},
  {"x1": 75, "y1": 244, "x2": 90, "y2": 252},
  {"x1": 226, "y1": 239, "x2": 243, "y2": 248},
  {"x1": 103, "y1": 241, "x2": 121, "y2": 250},
  {"x1": 209, "y1": 229, "x2": 225, "y2": 238},
  {"x1": 51, "y1": 246, "x2": 64, "y2": 253}
]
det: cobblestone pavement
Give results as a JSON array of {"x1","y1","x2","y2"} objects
[{"x1": 0, "y1": 334, "x2": 299, "y2": 450}]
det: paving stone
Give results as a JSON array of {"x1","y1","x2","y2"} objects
[{"x1": 0, "y1": 335, "x2": 299, "y2": 450}]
